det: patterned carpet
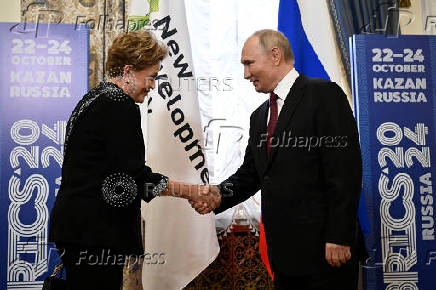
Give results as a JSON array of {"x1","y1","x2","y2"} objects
[{"x1": 184, "y1": 225, "x2": 274, "y2": 290}]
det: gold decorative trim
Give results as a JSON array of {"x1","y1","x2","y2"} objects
[{"x1": 399, "y1": 0, "x2": 412, "y2": 8}]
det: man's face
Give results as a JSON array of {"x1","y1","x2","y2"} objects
[
  {"x1": 241, "y1": 36, "x2": 276, "y2": 93},
  {"x1": 126, "y1": 62, "x2": 160, "y2": 103}
]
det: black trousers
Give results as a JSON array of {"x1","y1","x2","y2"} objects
[
  {"x1": 58, "y1": 245, "x2": 125, "y2": 290},
  {"x1": 273, "y1": 260, "x2": 359, "y2": 290}
]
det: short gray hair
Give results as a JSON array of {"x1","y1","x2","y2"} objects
[{"x1": 252, "y1": 29, "x2": 294, "y2": 63}]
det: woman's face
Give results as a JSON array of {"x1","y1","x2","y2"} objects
[{"x1": 124, "y1": 62, "x2": 160, "y2": 103}]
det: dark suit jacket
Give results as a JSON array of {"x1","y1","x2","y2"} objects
[
  {"x1": 49, "y1": 82, "x2": 166, "y2": 255},
  {"x1": 215, "y1": 75, "x2": 362, "y2": 276}
]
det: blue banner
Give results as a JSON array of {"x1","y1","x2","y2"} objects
[
  {"x1": 0, "y1": 22, "x2": 88, "y2": 289},
  {"x1": 351, "y1": 34, "x2": 436, "y2": 290}
]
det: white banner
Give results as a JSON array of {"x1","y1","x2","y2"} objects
[{"x1": 128, "y1": 1, "x2": 220, "y2": 289}]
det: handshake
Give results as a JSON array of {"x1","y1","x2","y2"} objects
[
  {"x1": 188, "y1": 185, "x2": 222, "y2": 215},
  {"x1": 160, "y1": 180, "x2": 223, "y2": 214}
]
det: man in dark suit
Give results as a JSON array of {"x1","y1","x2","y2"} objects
[{"x1": 193, "y1": 29, "x2": 363, "y2": 289}]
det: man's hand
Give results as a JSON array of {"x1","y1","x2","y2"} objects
[
  {"x1": 189, "y1": 185, "x2": 221, "y2": 215},
  {"x1": 325, "y1": 242, "x2": 351, "y2": 267}
]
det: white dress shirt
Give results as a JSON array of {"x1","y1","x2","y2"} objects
[{"x1": 267, "y1": 68, "x2": 299, "y2": 124}]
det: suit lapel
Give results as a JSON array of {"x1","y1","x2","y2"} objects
[
  {"x1": 265, "y1": 75, "x2": 307, "y2": 171},
  {"x1": 256, "y1": 101, "x2": 269, "y2": 169}
]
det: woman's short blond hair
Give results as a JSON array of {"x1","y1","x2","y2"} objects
[
  {"x1": 253, "y1": 29, "x2": 294, "y2": 63},
  {"x1": 106, "y1": 30, "x2": 168, "y2": 77}
]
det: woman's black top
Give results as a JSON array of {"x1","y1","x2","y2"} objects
[{"x1": 49, "y1": 82, "x2": 167, "y2": 255}]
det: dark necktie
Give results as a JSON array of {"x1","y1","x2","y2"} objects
[
  {"x1": 259, "y1": 91, "x2": 278, "y2": 280},
  {"x1": 266, "y1": 92, "x2": 279, "y2": 154}
]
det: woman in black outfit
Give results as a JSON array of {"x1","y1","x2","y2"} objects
[{"x1": 49, "y1": 30, "x2": 214, "y2": 290}]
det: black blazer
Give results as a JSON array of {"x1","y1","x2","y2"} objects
[
  {"x1": 216, "y1": 75, "x2": 362, "y2": 276},
  {"x1": 49, "y1": 82, "x2": 166, "y2": 255}
]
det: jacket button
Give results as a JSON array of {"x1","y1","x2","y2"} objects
[{"x1": 264, "y1": 175, "x2": 269, "y2": 181}]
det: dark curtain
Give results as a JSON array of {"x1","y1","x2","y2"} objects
[{"x1": 327, "y1": 0, "x2": 400, "y2": 87}]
